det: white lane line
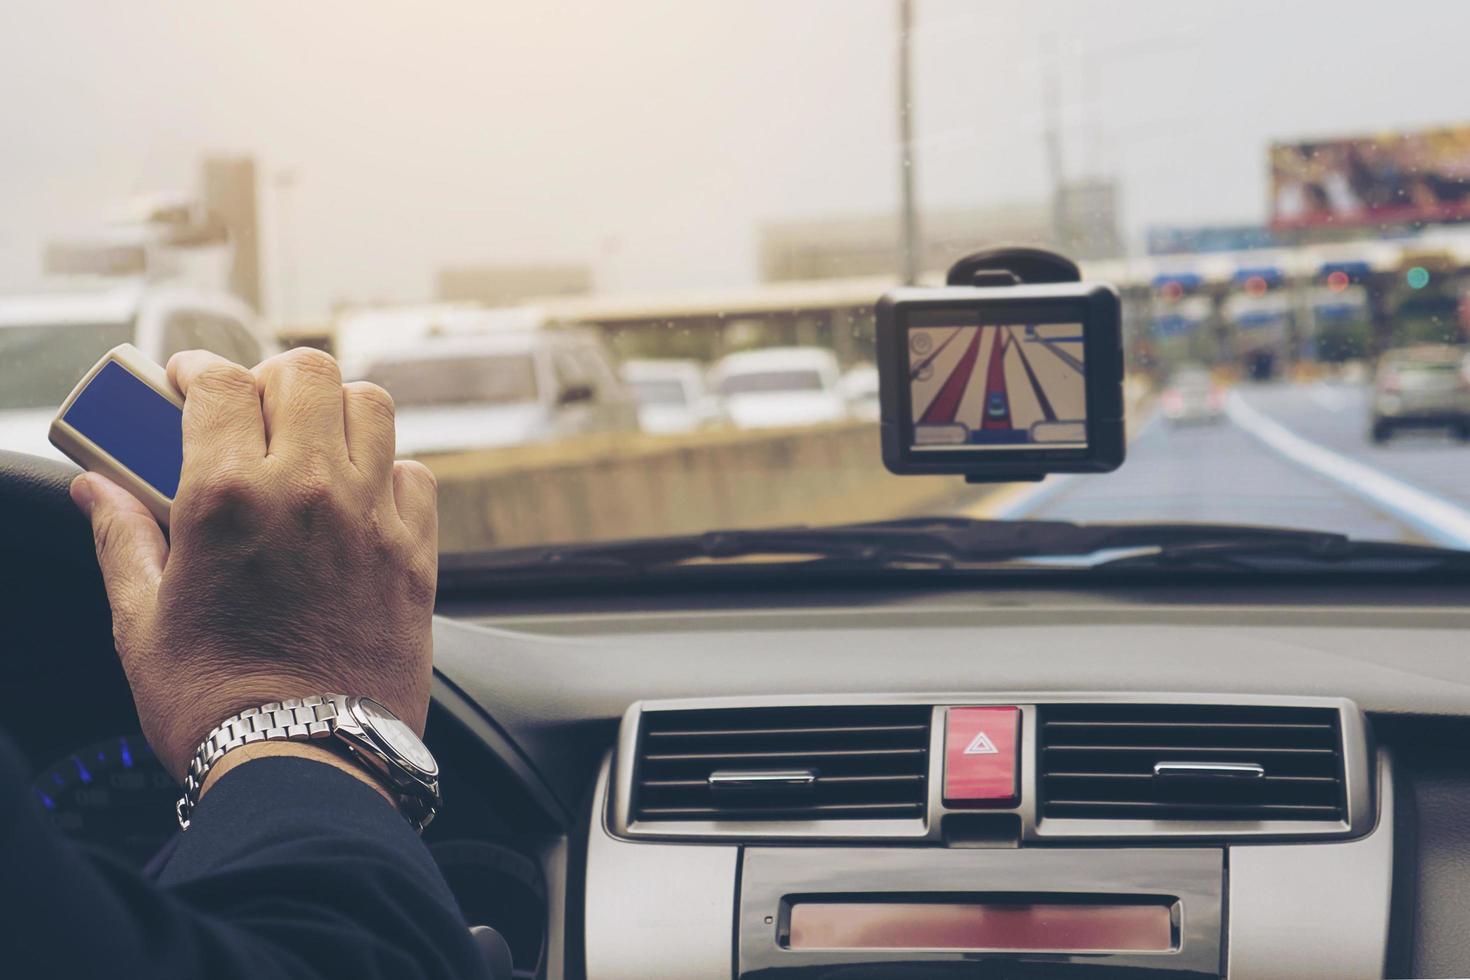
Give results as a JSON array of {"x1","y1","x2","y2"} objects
[{"x1": 1225, "y1": 392, "x2": 1470, "y2": 548}]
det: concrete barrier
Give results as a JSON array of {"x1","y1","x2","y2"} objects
[
  {"x1": 423, "y1": 381, "x2": 1153, "y2": 553},
  {"x1": 422, "y1": 422, "x2": 971, "y2": 553}
]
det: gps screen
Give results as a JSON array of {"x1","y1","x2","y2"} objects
[{"x1": 907, "y1": 322, "x2": 1087, "y2": 452}]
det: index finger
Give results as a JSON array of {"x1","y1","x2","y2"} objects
[{"x1": 167, "y1": 350, "x2": 267, "y2": 463}]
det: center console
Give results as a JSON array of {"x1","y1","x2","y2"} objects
[{"x1": 582, "y1": 695, "x2": 1391, "y2": 979}]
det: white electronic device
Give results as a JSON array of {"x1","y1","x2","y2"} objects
[{"x1": 49, "y1": 344, "x2": 183, "y2": 526}]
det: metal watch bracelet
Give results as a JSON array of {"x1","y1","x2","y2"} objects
[{"x1": 177, "y1": 694, "x2": 351, "y2": 829}]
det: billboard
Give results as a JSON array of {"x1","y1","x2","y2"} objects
[{"x1": 1271, "y1": 124, "x2": 1470, "y2": 229}]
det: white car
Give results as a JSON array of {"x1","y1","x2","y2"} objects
[
  {"x1": 1160, "y1": 366, "x2": 1226, "y2": 426},
  {"x1": 708, "y1": 346, "x2": 850, "y2": 430},
  {"x1": 358, "y1": 329, "x2": 640, "y2": 456},
  {"x1": 0, "y1": 279, "x2": 268, "y2": 459},
  {"x1": 838, "y1": 363, "x2": 881, "y2": 422},
  {"x1": 622, "y1": 359, "x2": 727, "y2": 435}
]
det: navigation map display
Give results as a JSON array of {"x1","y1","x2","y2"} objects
[{"x1": 907, "y1": 322, "x2": 1087, "y2": 452}]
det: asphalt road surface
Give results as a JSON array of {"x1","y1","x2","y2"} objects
[{"x1": 968, "y1": 379, "x2": 1470, "y2": 547}]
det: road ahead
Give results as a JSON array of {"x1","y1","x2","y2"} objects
[{"x1": 969, "y1": 380, "x2": 1470, "y2": 546}]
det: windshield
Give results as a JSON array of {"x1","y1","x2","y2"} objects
[
  {"x1": 719, "y1": 370, "x2": 826, "y2": 396},
  {"x1": 629, "y1": 379, "x2": 689, "y2": 406},
  {"x1": 364, "y1": 354, "x2": 538, "y2": 407},
  {"x1": 0, "y1": 323, "x2": 135, "y2": 410},
  {"x1": 7, "y1": 2, "x2": 1470, "y2": 563}
]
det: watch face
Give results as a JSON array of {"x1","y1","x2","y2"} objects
[{"x1": 353, "y1": 698, "x2": 438, "y2": 776}]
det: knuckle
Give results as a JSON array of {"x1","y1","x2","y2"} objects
[
  {"x1": 397, "y1": 459, "x2": 438, "y2": 494},
  {"x1": 348, "y1": 381, "x2": 396, "y2": 422},
  {"x1": 279, "y1": 346, "x2": 341, "y2": 382},
  {"x1": 291, "y1": 473, "x2": 337, "y2": 510},
  {"x1": 194, "y1": 362, "x2": 255, "y2": 397},
  {"x1": 190, "y1": 465, "x2": 261, "y2": 517},
  {"x1": 91, "y1": 511, "x2": 126, "y2": 564}
]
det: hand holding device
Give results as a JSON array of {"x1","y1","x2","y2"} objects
[
  {"x1": 877, "y1": 248, "x2": 1126, "y2": 482},
  {"x1": 61, "y1": 346, "x2": 440, "y2": 788}
]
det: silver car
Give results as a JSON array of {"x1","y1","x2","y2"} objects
[
  {"x1": 1369, "y1": 345, "x2": 1470, "y2": 443},
  {"x1": 360, "y1": 329, "x2": 640, "y2": 456},
  {"x1": 0, "y1": 280, "x2": 269, "y2": 459},
  {"x1": 1160, "y1": 367, "x2": 1225, "y2": 426}
]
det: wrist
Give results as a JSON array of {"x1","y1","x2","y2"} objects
[
  {"x1": 176, "y1": 694, "x2": 441, "y2": 832},
  {"x1": 198, "y1": 740, "x2": 399, "y2": 808}
]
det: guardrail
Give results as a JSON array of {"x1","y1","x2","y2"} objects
[{"x1": 421, "y1": 422, "x2": 965, "y2": 553}]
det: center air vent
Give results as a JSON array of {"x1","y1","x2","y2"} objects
[
  {"x1": 631, "y1": 705, "x2": 931, "y2": 823},
  {"x1": 1038, "y1": 703, "x2": 1347, "y2": 822}
]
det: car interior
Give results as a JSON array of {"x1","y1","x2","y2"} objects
[
  {"x1": 9, "y1": 443, "x2": 1470, "y2": 980},
  {"x1": 11, "y1": 4, "x2": 1470, "y2": 979}
]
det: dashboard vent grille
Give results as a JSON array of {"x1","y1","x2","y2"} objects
[
  {"x1": 632, "y1": 705, "x2": 931, "y2": 822},
  {"x1": 1038, "y1": 704, "x2": 1346, "y2": 822}
]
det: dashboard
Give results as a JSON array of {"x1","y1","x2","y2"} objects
[
  {"x1": 10, "y1": 450, "x2": 1470, "y2": 978},
  {"x1": 428, "y1": 582, "x2": 1470, "y2": 980}
]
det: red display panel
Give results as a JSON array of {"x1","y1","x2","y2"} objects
[{"x1": 786, "y1": 901, "x2": 1174, "y2": 952}]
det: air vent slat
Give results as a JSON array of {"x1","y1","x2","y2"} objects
[
  {"x1": 644, "y1": 747, "x2": 926, "y2": 763},
  {"x1": 1045, "y1": 800, "x2": 1342, "y2": 818},
  {"x1": 1043, "y1": 744, "x2": 1335, "y2": 754},
  {"x1": 1044, "y1": 720, "x2": 1332, "y2": 730},
  {"x1": 1038, "y1": 704, "x2": 1347, "y2": 823},
  {"x1": 1044, "y1": 772, "x2": 1338, "y2": 784},
  {"x1": 647, "y1": 723, "x2": 929, "y2": 739},
  {"x1": 637, "y1": 802, "x2": 924, "y2": 819},
  {"x1": 631, "y1": 705, "x2": 931, "y2": 824}
]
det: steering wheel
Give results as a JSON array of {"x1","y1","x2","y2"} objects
[
  {"x1": 0, "y1": 450, "x2": 115, "y2": 688},
  {"x1": 0, "y1": 449, "x2": 102, "y2": 583}
]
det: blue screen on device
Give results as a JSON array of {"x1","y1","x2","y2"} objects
[{"x1": 63, "y1": 360, "x2": 183, "y2": 499}]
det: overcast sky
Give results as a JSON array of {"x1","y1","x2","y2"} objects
[{"x1": 2, "y1": 1, "x2": 1468, "y2": 317}]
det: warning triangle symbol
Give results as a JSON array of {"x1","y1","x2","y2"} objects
[{"x1": 963, "y1": 731, "x2": 998, "y2": 755}]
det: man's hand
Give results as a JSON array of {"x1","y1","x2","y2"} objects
[{"x1": 70, "y1": 348, "x2": 438, "y2": 781}]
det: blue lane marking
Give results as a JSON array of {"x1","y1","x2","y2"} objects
[
  {"x1": 72, "y1": 756, "x2": 92, "y2": 784},
  {"x1": 120, "y1": 737, "x2": 133, "y2": 769},
  {"x1": 52, "y1": 772, "x2": 64, "y2": 787},
  {"x1": 34, "y1": 789, "x2": 55, "y2": 810}
]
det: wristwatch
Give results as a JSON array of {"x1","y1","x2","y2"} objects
[{"x1": 177, "y1": 694, "x2": 441, "y2": 832}]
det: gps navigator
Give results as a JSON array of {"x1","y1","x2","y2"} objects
[{"x1": 877, "y1": 281, "x2": 1125, "y2": 481}]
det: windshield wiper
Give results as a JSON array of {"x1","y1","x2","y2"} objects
[
  {"x1": 439, "y1": 516, "x2": 1470, "y2": 581},
  {"x1": 1087, "y1": 534, "x2": 1470, "y2": 573}
]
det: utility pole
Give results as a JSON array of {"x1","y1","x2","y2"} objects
[
  {"x1": 1041, "y1": 31, "x2": 1067, "y2": 248},
  {"x1": 897, "y1": 0, "x2": 921, "y2": 285}
]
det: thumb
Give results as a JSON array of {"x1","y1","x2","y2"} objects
[{"x1": 71, "y1": 473, "x2": 168, "y2": 632}]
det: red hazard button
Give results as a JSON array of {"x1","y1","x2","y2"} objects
[{"x1": 943, "y1": 706, "x2": 1020, "y2": 807}]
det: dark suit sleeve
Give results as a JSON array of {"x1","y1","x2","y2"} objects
[{"x1": 0, "y1": 734, "x2": 489, "y2": 980}]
